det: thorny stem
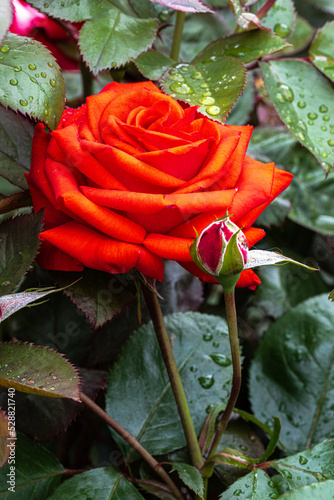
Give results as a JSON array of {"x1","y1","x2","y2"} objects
[
  {"x1": 141, "y1": 284, "x2": 205, "y2": 470},
  {"x1": 80, "y1": 392, "x2": 185, "y2": 500},
  {"x1": 206, "y1": 289, "x2": 242, "y2": 462},
  {"x1": 256, "y1": 0, "x2": 277, "y2": 20},
  {"x1": 170, "y1": 11, "x2": 186, "y2": 61}
]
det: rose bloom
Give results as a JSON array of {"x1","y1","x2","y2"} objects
[
  {"x1": 10, "y1": 0, "x2": 79, "y2": 70},
  {"x1": 27, "y1": 81, "x2": 292, "y2": 288}
]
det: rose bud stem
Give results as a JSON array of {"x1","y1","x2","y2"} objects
[
  {"x1": 141, "y1": 284, "x2": 205, "y2": 471},
  {"x1": 80, "y1": 392, "x2": 185, "y2": 500},
  {"x1": 205, "y1": 286, "x2": 242, "y2": 465}
]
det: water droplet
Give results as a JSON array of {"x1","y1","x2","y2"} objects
[
  {"x1": 170, "y1": 82, "x2": 193, "y2": 95},
  {"x1": 10, "y1": 78, "x2": 18, "y2": 86},
  {"x1": 323, "y1": 115, "x2": 330, "y2": 121},
  {"x1": 200, "y1": 82, "x2": 209, "y2": 89},
  {"x1": 328, "y1": 139, "x2": 334, "y2": 147},
  {"x1": 19, "y1": 99, "x2": 28, "y2": 106},
  {"x1": 276, "y1": 92, "x2": 284, "y2": 103},
  {"x1": 199, "y1": 96, "x2": 215, "y2": 105},
  {"x1": 1, "y1": 45, "x2": 10, "y2": 53},
  {"x1": 269, "y1": 495, "x2": 279, "y2": 499},
  {"x1": 206, "y1": 404, "x2": 214, "y2": 413},
  {"x1": 233, "y1": 490, "x2": 243, "y2": 497},
  {"x1": 212, "y1": 341, "x2": 220, "y2": 348},
  {"x1": 44, "y1": 2, "x2": 49, "y2": 7},
  {"x1": 29, "y1": 96, "x2": 33, "y2": 100},
  {"x1": 191, "y1": 71, "x2": 202, "y2": 80},
  {"x1": 30, "y1": 76, "x2": 37, "y2": 83},
  {"x1": 297, "y1": 100, "x2": 306, "y2": 109},
  {"x1": 206, "y1": 105, "x2": 220, "y2": 116},
  {"x1": 21, "y1": 377, "x2": 26, "y2": 382},
  {"x1": 41, "y1": 72, "x2": 47, "y2": 78},
  {"x1": 48, "y1": 62, "x2": 54, "y2": 68},
  {"x1": 239, "y1": 444, "x2": 248, "y2": 451},
  {"x1": 299, "y1": 456, "x2": 308, "y2": 465},
  {"x1": 190, "y1": 365, "x2": 197, "y2": 373},
  {"x1": 210, "y1": 353, "x2": 232, "y2": 366},
  {"x1": 319, "y1": 105, "x2": 328, "y2": 113},
  {"x1": 198, "y1": 375, "x2": 215, "y2": 389},
  {"x1": 28, "y1": 63, "x2": 37, "y2": 70},
  {"x1": 61, "y1": 1, "x2": 64, "y2": 5},
  {"x1": 268, "y1": 480, "x2": 275, "y2": 488},
  {"x1": 111, "y1": 61, "x2": 117, "y2": 67},
  {"x1": 279, "y1": 83, "x2": 294, "y2": 102},
  {"x1": 50, "y1": 386, "x2": 55, "y2": 391},
  {"x1": 297, "y1": 132, "x2": 305, "y2": 141},
  {"x1": 35, "y1": 73, "x2": 40, "y2": 78},
  {"x1": 283, "y1": 469, "x2": 292, "y2": 478},
  {"x1": 49, "y1": 78, "x2": 56, "y2": 87},
  {"x1": 274, "y1": 23, "x2": 291, "y2": 37},
  {"x1": 180, "y1": 65, "x2": 189, "y2": 73},
  {"x1": 169, "y1": 73, "x2": 184, "y2": 81},
  {"x1": 202, "y1": 332, "x2": 212, "y2": 341},
  {"x1": 14, "y1": 65, "x2": 22, "y2": 72},
  {"x1": 321, "y1": 126, "x2": 327, "y2": 131},
  {"x1": 307, "y1": 112, "x2": 318, "y2": 120},
  {"x1": 321, "y1": 152, "x2": 328, "y2": 158}
]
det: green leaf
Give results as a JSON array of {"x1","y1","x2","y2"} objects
[
  {"x1": 225, "y1": 76, "x2": 254, "y2": 126},
  {"x1": 0, "y1": 33, "x2": 65, "y2": 130},
  {"x1": 219, "y1": 468, "x2": 278, "y2": 499},
  {"x1": 275, "y1": 16, "x2": 314, "y2": 56},
  {"x1": 172, "y1": 462, "x2": 204, "y2": 498},
  {"x1": 0, "y1": 212, "x2": 43, "y2": 295},
  {"x1": 193, "y1": 29, "x2": 289, "y2": 64},
  {"x1": 0, "y1": 0, "x2": 13, "y2": 45},
  {"x1": 0, "y1": 342, "x2": 80, "y2": 401},
  {"x1": 160, "y1": 58, "x2": 245, "y2": 123},
  {"x1": 251, "y1": 0, "x2": 296, "y2": 39},
  {"x1": 106, "y1": 312, "x2": 235, "y2": 458},
  {"x1": 0, "y1": 434, "x2": 64, "y2": 499},
  {"x1": 79, "y1": 5, "x2": 158, "y2": 75},
  {"x1": 249, "y1": 127, "x2": 334, "y2": 235},
  {"x1": 0, "y1": 409, "x2": 11, "y2": 467},
  {"x1": 26, "y1": 0, "x2": 95, "y2": 22},
  {"x1": 277, "y1": 480, "x2": 334, "y2": 499},
  {"x1": 0, "y1": 104, "x2": 35, "y2": 190},
  {"x1": 256, "y1": 416, "x2": 281, "y2": 463},
  {"x1": 270, "y1": 439, "x2": 334, "y2": 489},
  {"x1": 261, "y1": 59, "x2": 334, "y2": 172},
  {"x1": 134, "y1": 50, "x2": 174, "y2": 81},
  {"x1": 52, "y1": 269, "x2": 136, "y2": 329},
  {"x1": 309, "y1": 21, "x2": 334, "y2": 84},
  {"x1": 304, "y1": 0, "x2": 334, "y2": 15},
  {"x1": 48, "y1": 467, "x2": 145, "y2": 500},
  {"x1": 249, "y1": 294, "x2": 334, "y2": 454}
]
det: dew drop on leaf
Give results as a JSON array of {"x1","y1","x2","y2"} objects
[
  {"x1": 210, "y1": 353, "x2": 232, "y2": 366},
  {"x1": 206, "y1": 106, "x2": 220, "y2": 116},
  {"x1": 198, "y1": 375, "x2": 215, "y2": 389},
  {"x1": 19, "y1": 99, "x2": 28, "y2": 106},
  {"x1": 28, "y1": 63, "x2": 36, "y2": 70},
  {"x1": 9, "y1": 79, "x2": 18, "y2": 86}
]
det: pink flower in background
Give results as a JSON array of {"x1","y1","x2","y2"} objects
[{"x1": 10, "y1": 0, "x2": 79, "y2": 70}]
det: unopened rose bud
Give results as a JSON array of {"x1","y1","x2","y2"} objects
[{"x1": 190, "y1": 217, "x2": 248, "y2": 291}]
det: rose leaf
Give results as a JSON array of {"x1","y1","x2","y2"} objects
[
  {"x1": 309, "y1": 21, "x2": 334, "y2": 84},
  {"x1": 219, "y1": 469, "x2": 278, "y2": 499},
  {"x1": 274, "y1": 481, "x2": 334, "y2": 499},
  {"x1": 0, "y1": 212, "x2": 43, "y2": 296},
  {"x1": 48, "y1": 468, "x2": 145, "y2": 499},
  {"x1": 193, "y1": 28, "x2": 289, "y2": 65},
  {"x1": 25, "y1": 0, "x2": 95, "y2": 22},
  {"x1": 261, "y1": 59, "x2": 334, "y2": 173},
  {"x1": 249, "y1": 294, "x2": 334, "y2": 455},
  {"x1": 134, "y1": 49, "x2": 174, "y2": 81},
  {"x1": 52, "y1": 269, "x2": 136, "y2": 329},
  {"x1": 148, "y1": 0, "x2": 213, "y2": 13},
  {"x1": 250, "y1": 0, "x2": 296, "y2": 39},
  {"x1": 79, "y1": 5, "x2": 158, "y2": 75},
  {"x1": 0, "y1": 434, "x2": 64, "y2": 497},
  {"x1": 0, "y1": 342, "x2": 81, "y2": 401},
  {"x1": 106, "y1": 312, "x2": 237, "y2": 458},
  {"x1": 0, "y1": 33, "x2": 65, "y2": 130},
  {"x1": 160, "y1": 57, "x2": 246, "y2": 123}
]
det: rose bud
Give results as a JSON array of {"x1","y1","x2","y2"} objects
[{"x1": 190, "y1": 217, "x2": 248, "y2": 291}]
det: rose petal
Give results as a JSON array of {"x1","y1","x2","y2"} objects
[
  {"x1": 179, "y1": 262, "x2": 261, "y2": 288},
  {"x1": 40, "y1": 221, "x2": 164, "y2": 280},
  {"x1": 143, "y1": 234, "x2": 193, "y2": 261},
  {"x1": 45, "y1": 160, "x2": 146, "y2": 244}
]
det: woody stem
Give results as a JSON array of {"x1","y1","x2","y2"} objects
[
  {"x1": 170, "y1": 11, "x2": 186, "y2": 61},
  {"x1": 206, "y1": 289, "x2": 241, "y2": 461},
  {"x1": 142, "y1": 284, "x2": 204, "y2": 470},
  {"x1": 80, "y1": 392, "x2": 185, "y2": 500}
]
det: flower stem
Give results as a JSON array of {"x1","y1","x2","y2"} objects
[
  {"x1": 170, "y1": 11, "x2": 186, "y2": 61},
  {"x1": 141, "y1": 284, "x2": 204, "y2": 470},
  {"x1": 80, "y1": 58, "x2": 93, "y2": 100},
  {"x1": 206, "y1": 289, "x2": 241, "y2": 461},
  {"x1": 80, "y1": 392, "x2": 185, "y2": 500}
]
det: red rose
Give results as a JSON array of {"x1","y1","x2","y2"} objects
[
  {"x1": 27, "y1": 81, "x2": 292, "y2": 288},
  {"x1": 10, "y1": 0, "x2": 79, "y2": 70}
]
